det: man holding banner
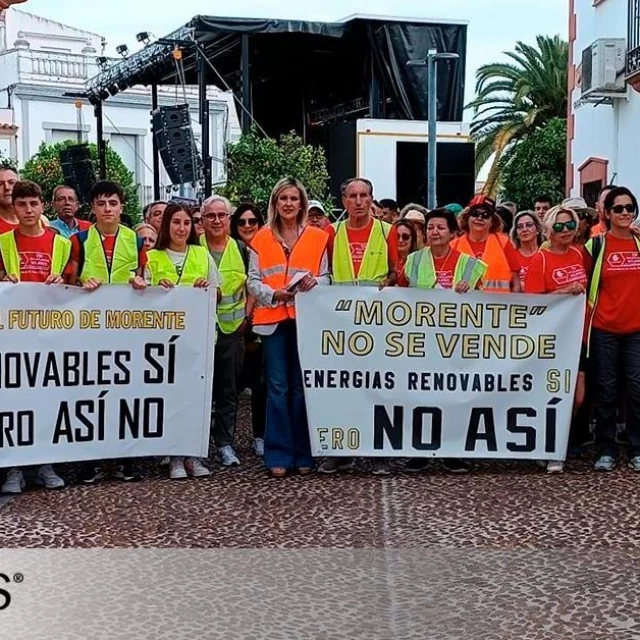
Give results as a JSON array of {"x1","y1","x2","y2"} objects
[
  {"x1": 0, "y1": 180, "x2": 71, "y2": 493},
  {"x1": 319, "y1": 177, "x2": 399, "y2": 476}
]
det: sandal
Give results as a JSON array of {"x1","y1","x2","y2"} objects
[{"x1": 270, "y1": 467, "x2": 287, "y2": 478}]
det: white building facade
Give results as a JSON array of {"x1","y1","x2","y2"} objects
[
  {"x1": 568, "y1": 0, "x2": 640, "y2": 203},
  {"x1": 0, "y1": 8, "x2": 239, "y2": 205}
]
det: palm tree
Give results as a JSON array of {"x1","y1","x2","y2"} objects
[{"x1": 468, "y1": 35, "x2": 568, "y2": 197}]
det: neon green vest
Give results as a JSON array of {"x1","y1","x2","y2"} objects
[
  {"x1": 146, "y1": 245, "x2": 210, "y2": 286},
  {"x1": 0, "y1": 230, "x2": 71, "y2": 280},
  {"x1": 404, "y1": 248, "x2": 487, "y2": 290},
  {"x1": 201, "y1": 236, "x2": 247, "y2": 334},
  {"x1": 79, "y1": 225, "x2": 139, "y2": 284},
  {"x1": 332, "y1": 219, "x2": 390, "y2": 285},
  {"x1": 584, "y1": 234, "x2": 640, "y2": 350}
]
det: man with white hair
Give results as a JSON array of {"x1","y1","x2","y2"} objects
[{"x1": 201, "y1": 195, "x2": 251, "y2": 466}]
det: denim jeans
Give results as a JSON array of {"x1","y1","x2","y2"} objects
[
  {"x1": 591, "y1": 328, "x2": 640, "y2": 457},
  {"x1": 261, "y1": 320, "x2": 313, "y2": 469}
]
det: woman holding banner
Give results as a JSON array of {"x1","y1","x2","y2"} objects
[
  {"x1": 452, "y1": 195, "x2": 521, "y2": 293},
  {"x1": 394, "y1": 219, "x2": 418, "y2": 277},
  {"x1": 247, "y1": 177, "x2": 330, "y2": 478},
  {"x1": 524, "y1": 205, "x2": 587, "y2": 474},
  {"x1": 145, "y1": 203, "x2": 221, "y2": 480},
  {"x1": 510, "y1": 211, "x2": 543, "y2": 289},
  {"x1": 584, "y1": 187, "x2": 640, "y2": 472},
  {"x1": 399, "y1": 208, "x2": 487, "y2": 473}
]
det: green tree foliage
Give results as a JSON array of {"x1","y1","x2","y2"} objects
[
  {"x1": 220, "y1": 129, "x2": 331, "y2": 214},
  {"x1": 21, "y1": 140, "x2": 141, "y2": 224},
  {"x1": 468, "y1": 35, "x2": 568, "y2": 196},
  {"x1": 0, "y1": 151, "x2": 17, "y2": 171},
  {"x1": 500, "y1": 118, "x2": 566, "y2": 210}
]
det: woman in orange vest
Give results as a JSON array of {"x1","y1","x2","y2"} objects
[
  {"x1": 247, "y1": 177, "x2": 330, "y2": 478},
  {"x1": 452, "y1": 195, "x2": 521, "y2": 293}
]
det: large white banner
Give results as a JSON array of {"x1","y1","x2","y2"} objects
[
  {"x1": 297, "y1": 287, "x2": 585, "y2": 460},
  {"x1": 0, "y1": 284, "x2": 215, "y2": 467}
]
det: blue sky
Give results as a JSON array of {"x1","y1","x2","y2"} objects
[{"x1": 22, "y1": 0, "x2": 568, "y2": 107}]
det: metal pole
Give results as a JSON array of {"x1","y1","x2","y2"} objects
[
  {"x1": 198, "y1": 50, "x2": 212, "y2": 197},
  {"x1": 151, "y1": 83, "x2": 160, "y2": 201},
  {"x1": 427, "y1": 49, "x2": 437, "y2": 210},
  {"x1": 95, "y1": 101, "x2": 106, "y2": 180},
  {"x1": 241, "y1": 34, "x2": 251, "y2": 133}
]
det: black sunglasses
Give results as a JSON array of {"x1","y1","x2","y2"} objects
[
  {"x1": 469, "y1": 210, "x2": 492, "y2": 220},
  {"x1": 238, "y1": 218, "x2": 258, "y2": 227},
  {"x1": 552, "y1": 220, "x2": 577, "y2": 233},
  {"x1": 397, "y1": 233, "x2": 412, "y2": 241},
  {"x1": 611, "y1": 204, "x2": 636, "y2": 214}
]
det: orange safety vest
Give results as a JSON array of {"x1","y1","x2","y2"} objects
[
  {"x1": 452, "y1": 233, "x2": 512, "y2": 293},
  {"x1": 251, "y1": 225, "x2": 328, "y2": 326}
]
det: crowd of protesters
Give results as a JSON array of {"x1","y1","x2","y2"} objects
[{"x1": 0, "y1": 160, "x2": 638, "y2": 492}]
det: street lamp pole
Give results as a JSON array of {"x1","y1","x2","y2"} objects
[{"x1": 408, "y1": 50, "x2": 459, "y2": 209}]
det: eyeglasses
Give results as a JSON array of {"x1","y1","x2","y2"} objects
[
  {"x1": 192, "y1": 216, "x2": 202, "y2": 224},
  {"x1": 516, "y1": 222, "x2": 536, "y2": 231},
  {"x1": 308, "y1": 212, "x2": 325, "y2": 219},
  {"x1": 203, "y1": 213, "x2": 228, "y2": 221},
  {"x1": 611, "y1": 204, "x2": 636, "y2": 214},
  {"x1": 238, "y1": 218, "x2": 258, "y2": 227},
  {"x1": 397, "y1": 233, "x2": 412, "y2": 241},
  {"x1": 551, "y1": 220, "x2": 578, "y2": 233},
  {"x1": 469, "y1": 210, "x2": 492, "y2": 220}
]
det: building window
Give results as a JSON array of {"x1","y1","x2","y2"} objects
[
  {"x1": 109, "y1": 133, "x2": 139, "y2": 182},
  {"x1": 628, "y1": 0, "x2": 640, "y2": 76}
]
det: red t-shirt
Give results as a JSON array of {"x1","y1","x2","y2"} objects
[
  {"x1": 583, "y1": 235, "x2": 640, "y2": 334},
  {"x1": 326, "y1": 219, "x2": 398, "y2": 278},
  {"x1": 466, "y1": 236, "x2": 520, "y2": 272},
  {"x1": 397, "y1": 249, "x2": 462, "y2": 288},
  {"x1": 70, "y1": 231, "x2": 147, "y2": 273},
  {"x1": 512, "y1": 250, "x2": 538, "y2": 289},
  {"x1": 524, "y1": 246, "x2": 587, "y2": 294},
  {"x1": 0, "y1": 217, "x2": 18, "y2": 235},
  {"x1": 0, "y1": 229, "x2": 72, "y2": 282}
]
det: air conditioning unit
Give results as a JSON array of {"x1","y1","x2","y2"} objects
[{"x1": 581, "y1": 38, "x2": 626, "y2": 97}]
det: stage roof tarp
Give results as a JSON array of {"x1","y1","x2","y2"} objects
[{"x1": 86, "y1": 15, "x2": 467, "y2": 132}]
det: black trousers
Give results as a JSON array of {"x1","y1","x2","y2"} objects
[
  {"x1": 241, "y1": 339, "x2": 267, "y2": 439},
  {"x1": 591, "y1": 328, "x2": 640, "y2": 457},
  {"x1": 212, "y1": 330, "x2": 245, "y2": 447}
]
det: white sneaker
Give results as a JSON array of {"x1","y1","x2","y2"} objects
[
  {"x1": 169, "y1": 457, "x2": 187, "y2": 480},
  {"x1": 594, "y1": 455, "x2": 616, "y2": 472},
  {"x1": 546, "y1": 461, "x2": 564, "y2": 474},
  {"x1": 159, "y1": 457, "x2": 170, "y2": 466},
  {"x1": 2, "y1": 468, "x2": 25, "y2": 494},
  {"x1": 218, "y1": 445, "x2": 240, "y2": 466},
  {"x1": 36, "y1": 464, "x2": 65, "y2": 489},
  {"x1": 185, "y1": 457, "x2": 211, "y2": 478},
  {"x1": 252, "y1": 438, "x2": 264, "y2": 457}
]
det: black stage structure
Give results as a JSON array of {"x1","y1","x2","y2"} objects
[{"x1": 85, "y1": 15, "x2": 468, "y2": 200}]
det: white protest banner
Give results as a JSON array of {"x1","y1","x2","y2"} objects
[
  {"x1": 0, "y1": 283, "x2": 215, "y2": 467},
  {"x1": 297, "y1": 287, "x2": 585, "y2": 460}
]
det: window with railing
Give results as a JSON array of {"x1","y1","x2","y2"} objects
[{"x1": 628, "y1": 0, "x2": 640, "y2": 76}]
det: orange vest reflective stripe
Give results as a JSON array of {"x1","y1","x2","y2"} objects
[
  {"x1": 452, "y1": 233, "x2": 512, "y2": 293},
  {"x1": 251, "y1": 225, "x2": 328, "y2": 325}
]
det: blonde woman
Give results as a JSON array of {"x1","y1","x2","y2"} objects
[
  {"x1": 525, "y1": 205, "x2": 587, "y2": 474},
  {"x1": 247, "y1": 177, "x2": 330, "y2": 478},
  {"x1": 134, "y1": 223, "x2": 158, "y2": 251}
]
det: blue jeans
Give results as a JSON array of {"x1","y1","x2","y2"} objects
[
  {"x1": 261, "y1": 321, "x2": 313, "y2": 470},
  {"x1": 591, "y1": 328, "x2": 640, "y2": 457}
]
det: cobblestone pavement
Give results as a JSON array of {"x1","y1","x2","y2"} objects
[{"x1": 2, "y1": 399, "x2": 640, "y2": 639}]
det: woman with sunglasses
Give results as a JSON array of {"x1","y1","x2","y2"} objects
[
  {"x1": 510, "y1": 211, "x2": 543, "y2": 289},
  {"x1": 191, "y1": 207, "x2": 205, "y2": 237},
  {"x1": 145, "y1": 203, "x2": 221, "y2": 479},
  {"x1": 230, "y1": 203, "x2": 267, "y2": 456},
  {"x1": 394, "y1": 220, "x2": 418, "y2": 277},
  {"x1": 231, "y1": 203, "x2": 263, "y2": 247},
  {"x1": 583, "y1": 186, "x2": 640, "y2": 472},
  {"x1": 453, "y1": 195, "x2": 521, "y2": 293},
  {"x1": 525, "y1": 205, "x2": 587, "y2": 473},
  {"x1": 399, "y1": 208, "x2": 486, "y2": 473}
]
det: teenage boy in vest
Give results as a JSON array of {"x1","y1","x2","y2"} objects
[
  {"x1": 0, "y1": 180, "x2": 71, "y2": 494},
  {"x1": 320, "y1": 177, "x2": 398, "y2": 476},
  {"x1": 200, "y1": 195, "x2": 250, "y2": 466},
  {"x1": 70, "y1": 181, "x2": 147, "y2": 484}
]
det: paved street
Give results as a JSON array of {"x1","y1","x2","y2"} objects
[{"x1": 2, "y1": 399, "x2": 640, "y2": 638}]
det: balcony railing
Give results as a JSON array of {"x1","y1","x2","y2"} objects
[{"x1": 628, "y1": 0, "x2": 640, "y2": 76}]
